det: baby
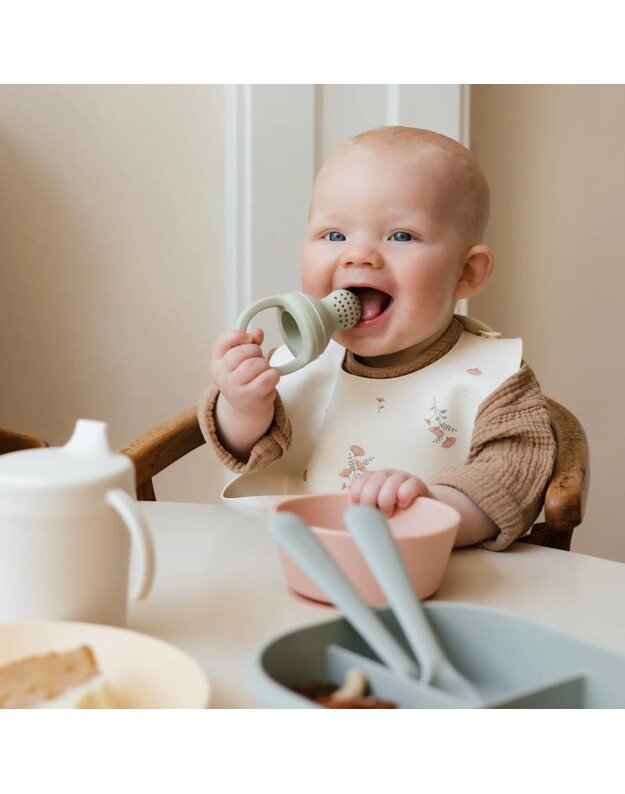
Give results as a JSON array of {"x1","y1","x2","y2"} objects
[{"x1": 199, "y1": 126, "x2": 556, "y2": 550}]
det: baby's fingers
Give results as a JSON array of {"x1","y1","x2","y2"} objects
[
  {"x1": 221, "y1": 343, "x2": 264, "y2": 374},
  {"x1": 212, "y1": 328, "x2": 264, "y2": 361},
  {"x1": 397, "y1": 478, "x2": 429, "y2": 510},
  {"x1": 250, "y1": 366, "x2": 280, "y2": 396},
  {"x1": 248, "y1": 327, "x2": 264, "y2": 346},
  {"x1": 377, "y1": 473, "x2": 411, "y2": 518},
  {"x1": 348, "y1": 471, "x2": 373, "y2": 503},
  {"x1": 233, "y1": 355, "x2": 271, "y2": 385},
  {"x1": 353, "y1": 471, "x2": 390, "y2": 509}
]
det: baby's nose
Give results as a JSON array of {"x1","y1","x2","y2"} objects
[{"x1": 340, "y1": 245, "x2": 383, "y2": 269}]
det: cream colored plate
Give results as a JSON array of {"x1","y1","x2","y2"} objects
[{"x1": 0, "y1": 621, "x2": 210, "y2": 708}]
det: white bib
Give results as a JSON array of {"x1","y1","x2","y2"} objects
[{"x1": 221, "y1": 317, "x2": 522, "y2": 514}]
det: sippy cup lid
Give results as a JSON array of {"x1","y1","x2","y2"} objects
[{"x1": 0, "y1": 419, "x2": 129, "y2": 490}]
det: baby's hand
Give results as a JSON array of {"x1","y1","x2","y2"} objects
[
  {"x1": 348, "y1": 469, "x2": 431, "y2": 518},
  {"x1": 211, "y1": 328, "x2": 280, "y2": 417}
]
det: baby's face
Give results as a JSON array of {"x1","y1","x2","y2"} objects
[{"x1": 301, "y1": 145, "x2": 470, "y2": 361}]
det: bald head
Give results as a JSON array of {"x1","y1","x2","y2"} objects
[{"x1": 320, "y1": 126, "x2": 490, "y2": 244}]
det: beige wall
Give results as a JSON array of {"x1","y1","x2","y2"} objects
[
  {"x1": 471, "y1": 85, "x2": 625, "y2": 561},
  {"x1": 0, "y1": 85, "x2": 224, "y2": 502}
]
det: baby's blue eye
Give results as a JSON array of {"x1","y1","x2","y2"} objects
[
  {"x1": 390, "y1": 231, "x2": 413, "y2": 242},
  {"x1": 326, "y1": 231, "x2": 346, "y2": 242}
]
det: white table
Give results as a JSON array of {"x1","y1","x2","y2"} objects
[{"x1": 130, "y1": 502, "x2": 625, "y2": 708}]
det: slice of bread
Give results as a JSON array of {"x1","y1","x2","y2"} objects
[{"x1": 0, "y1": 645, "x2": 113, "y2": 708}]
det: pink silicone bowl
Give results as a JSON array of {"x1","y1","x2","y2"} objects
[{"x1": 273, "y1": 493, "x2": 460, "y2": 607}]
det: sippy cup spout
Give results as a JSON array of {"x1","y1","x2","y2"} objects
[{"x1": 64, "y1": 419, "x2": 113, "y2": 456}]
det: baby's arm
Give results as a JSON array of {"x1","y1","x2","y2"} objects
[
  {"x1": 214, "y1": 394, "x2": 273, "y2": 460},
  {"x1": 429, "y1": 362, "x2": 556, "y2": 550},
  {"x1": 348, "y1": 470, "x2": 497, "y2": 546},
  {"x1": 349, "y1": 363, "x2": 556, "y2": 549},
  {"x1": 427, "y1": 485, "x2": 497, "y2": 546},
  {"x1": 198, "y1": 329, "x2": 291, "y2": 473},
  {"x1": 205, "y1": 328, "x2": 280, "y2": 460}
]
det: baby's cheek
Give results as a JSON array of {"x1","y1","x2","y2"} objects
[
  {"x1": 301, "y1": 271, "x2": 323, "y2": 295},
  {"x1": 419, "y1": 260, "x2": 458, "y2": 301},
  {"x1": 300, "y1": 255, "x2": 334, "y2": 297}
]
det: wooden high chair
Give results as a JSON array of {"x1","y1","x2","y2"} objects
[
  {"x1": 0, "y1": 426, "x2": 48, "y2": 455},
  {"x1": 120, "y1": 397, "x2": 589, "y2": 552}
]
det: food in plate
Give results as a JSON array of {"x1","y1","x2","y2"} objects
[
  {"x1": 0, "y1": 645, "x2": 115, "y2": 708},
  {"x1": 293, "y1": 666, "x2": 397, "y2": 709}
]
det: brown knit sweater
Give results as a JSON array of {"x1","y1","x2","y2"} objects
[{"x1": 198, "y1": 317, "x2": 557, "y2": 551}]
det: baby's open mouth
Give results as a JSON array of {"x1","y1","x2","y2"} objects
[{"x1": 348, "y1": 287, "x2": 394, "y2": 324}]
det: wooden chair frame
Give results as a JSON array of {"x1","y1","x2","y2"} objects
[
  {"x1": 121, "y1": 409, "x2": 205, "y2": 502},
  {"x1": 120, "y1": 397, "x2": 590, "y2": 551},
  {"x1": 518, "y1": 398, "x2": 589, "y2": 551},
  {"x1": 0, "y1": 426, "x2": 49, "y2": 455}
]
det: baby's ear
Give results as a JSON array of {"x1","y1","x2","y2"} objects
[{"x1": 453, "y1": 245, "x2": 494, "y2": 300}]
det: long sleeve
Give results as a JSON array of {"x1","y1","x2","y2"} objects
[
  {"x1": 197, "y1": 383, "x2": 292, "y2": 474},
  {"x1": 428, "y1": 362, "x2": 557, "y2": 551}
]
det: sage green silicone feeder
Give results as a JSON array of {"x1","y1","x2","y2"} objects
[{"x1": 236, "y1": 289, "x2": 361, "y2": 375}]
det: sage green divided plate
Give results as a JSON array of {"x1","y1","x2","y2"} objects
[
  {"x1": 249, "y1": 602, "x2": 625, "y2": 708},
  {"x1": 0, "y1": 621, "x2": 210, "y2": 708}
]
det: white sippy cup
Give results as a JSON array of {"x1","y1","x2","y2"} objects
[
  {"x1": 0, "y1": 419, "x2": 155, "y2": 626},
  {"x1": 236, "y1": 290, "x2": 362, "y2": 375}
]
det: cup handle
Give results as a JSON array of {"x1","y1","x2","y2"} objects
[{"x1": 106, "y1": 488, "x2": 155, "y2": 601}]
